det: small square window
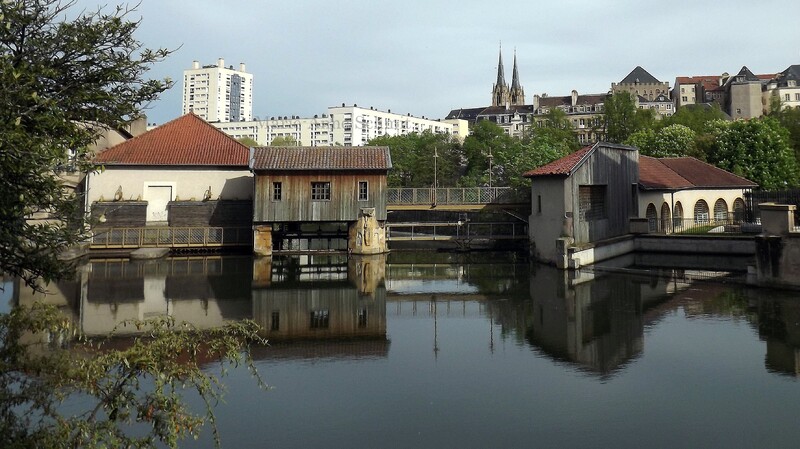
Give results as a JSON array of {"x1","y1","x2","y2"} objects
[
  {"x1": 272, "y1": 182, "x2": 282, "y2": 201},
  {"x1": 310, "y1": 310, "x2": 329, "y2": 329},
  {"x1": 311, "y1": 182, "x2": 331, "y2": 200},
  {"x1": 358, "y1": 181, "x2": 368, "y2": 201}
]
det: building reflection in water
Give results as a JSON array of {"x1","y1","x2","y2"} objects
[
  {"x1": 10, "y1": 252, "x2": 800, "y2": 375},
  {"x1": 58, "y1": 254, "x2": 390, "y2": 358},
  {"x1": 523, "y1": 266, "x2": 691, "y2": 377}
]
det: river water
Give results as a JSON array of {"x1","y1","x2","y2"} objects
[{"x1": 8, "y1": 251, "x2": 800, "y2": 448}]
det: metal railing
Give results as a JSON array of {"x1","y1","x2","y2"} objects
[
  {"x1": 386, "y1": 221, "x2": 527, "y2": 241},
  {"x1": 646, "y1": 217, "x2": 753, "y2": 235},
  {"x1": 387, "y1": 187, "x2": 525, "y2": 205},
  {"x1": 90, "y1": 226, "x2": 252, "y2": 249}
]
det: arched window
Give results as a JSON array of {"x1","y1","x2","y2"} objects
[
  {"x1": 646, "y1": 203, "x2": 657, "y2": 231},
  {"x1": 661, "y1": 202, "x2": 671, "y2": 233},
  {"x1": 674, "y1": 201, "x2": 684, "y2": 232},
  {"x1": 713, "y1": 199, "x2": 729, "y2": 221},
  {"x1": 694, "y1": 200, "x2": 710, "y2": 223},
  {"x1": 733, "y1": 198, "x2": 745, "y2": 221}
]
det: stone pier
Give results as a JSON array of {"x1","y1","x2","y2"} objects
[
  {"x1": 348, "y1": 208, "x2": 388, "y2": 255},
  {"x1": 253, "y1": 224, "x2": 273, "y2": 257},
  {"x1": 754, "y1": 203, "x2": 800, "y2": 289}
]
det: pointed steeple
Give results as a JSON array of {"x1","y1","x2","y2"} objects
[
  {"x1": 508, "y1": 49, "x2": 525, "y2": 105},
  {"x1": 492, "y1": 45, "x2": 511, "y2": 107},
  {"x1": 496, "y1": 46, "x2": 506, "y2": 87},
  {"x1": 511, "y1": 50, "x2": 521, "y2": 90}
]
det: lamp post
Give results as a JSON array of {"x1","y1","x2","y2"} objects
[
  {"x1": 487, "y1": 148, "x2": 494, "y2": 189},
  {"x1": 433, "y1": 146, "x2": 439, "y2": 188}
]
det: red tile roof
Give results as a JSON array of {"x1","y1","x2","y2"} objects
[
  {"x1": 523, "y1": 145, "x2": 594, "y2": 177},
  {"x1": 94, "y1": 114, "x2": 249, "y2": 166},
  {"x1": 640, "y1": 156, "x2": 757, "y2": 190},
  {"x1": 251, "y1": 146, "x2": 392, "y2": 171}
]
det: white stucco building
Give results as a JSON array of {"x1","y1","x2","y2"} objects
[
  {"x1": 182, "y1": 58, "x2": 253, "y2": 123},
  {"x1": 638, "y1": 156, "x2": 757, "y2": 232},
  {"x1": 87, "y1": 114, "x2": 252, "y2": 225},
  {"x1": 213, "y1": 105, "x2": 468, "y2": 146}
]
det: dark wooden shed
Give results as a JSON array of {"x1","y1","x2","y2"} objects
[{"x1": 250, "y1": 146, "x2": 392, "y2": 255}]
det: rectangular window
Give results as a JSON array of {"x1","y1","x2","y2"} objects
[
  {"x1": 311, "y1": 182, "x2": 331, "y2": 200},
  {"x1": 786, "y1": 94, "x2": 791, "y2": 102},
  {"x1": 796, "y1": 93, "x2": 800, "y2": 101},
  {"x1": 358, "y1": 308, "x2": 368, "y2": 328},
  {"x1": 310, "y1": 310, "x2": 329, "y2": 329},
  {"x1": 358, "y1": 181, "x2": 368, "y2": 201},
  {"x1": 271, "y1": 311, "x2": 280, "y2": 331},
  {"x1": 578, "y1": 185, "x2": 607, "y2": 221},
  {"x1": 272, "y1": 182, "x2": 282, "y2": 201}
]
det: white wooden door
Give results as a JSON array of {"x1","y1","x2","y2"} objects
[{"x1": 145, "y1": 185, "x2": 172, "y2": 223}]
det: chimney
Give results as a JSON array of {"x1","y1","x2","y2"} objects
[
  {"x1": 533, "y1": 95, "x2": 540, "y2": 110},
  {"x1": 217, "y1": 58, "x2": 224, "y2": 68},
  {"x1": 239, "y1": 62, "x2": 246, "y2": 72},
  {"x1": 571, "y1": 90, "x2": 578, "y2": 106},
  {"x1": 192, "y1": 60, "x2": 199, "y2": 69}
]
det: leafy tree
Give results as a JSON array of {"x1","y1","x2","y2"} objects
[
  {"x1": 368, "y1": 131, "x2": 462, "y2": 187},
  {"x1": 625, "y1": 124, "x2": 697, "y2": 158},
  {"x1": 236, "y1": 136, "x2": 259, "y2": 147},
  {"x1": 707, "y1": 117, "x2": 799, "y2": 190},
  {"x1": 461, "y1": 120, "x2": 513, "y2": 186},
  {"x1": 665, "y1": 103, "x2": 727, "y2": 134},
  {"x1": 1, "y1": 0, "x2": 172, "y2": 290},
  {"x1": 603, "y1": 92, "x2": 638, "y2": 143},
  {"x1": 768, "y1": 101, "x2": 800, "y2": 163},
  {"x1": 269, "y1": 135, "x2": 297, "y2": 146},
  {"x1": 1, "y1": 302, "x2": 266, "y2": 448},
  {"x1": 495, "y1": 133, "x2": 570, "y2": 190}
]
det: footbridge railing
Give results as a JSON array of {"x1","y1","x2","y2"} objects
[
  {"x1": 89, "y1": 226, "x2": 252, "y2": 249},
  {"x1": 387, "y1": 187, "x2": 527, "y2": 207}
]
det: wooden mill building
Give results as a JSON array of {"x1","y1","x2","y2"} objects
[{"x1": 250, "y1": 146, "x2": 392, "y2": 256}]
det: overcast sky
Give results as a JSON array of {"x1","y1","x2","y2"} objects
[{"x1": 77, "y1": 0, "x2": 800, "y2": 125}]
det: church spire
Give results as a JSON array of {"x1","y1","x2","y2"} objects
[
  {"x1": 491, "y1": 45, "x2": 511, "y2": 107},
  {"x1": 496, "y1": 46, "x2": 506, "y2": 87},
  {"x1": 508, "y1": 49, "x2": 525, "y2": 105},
  {"x1": 511, "y1": 50, "x2": 521, "y2": 90}
]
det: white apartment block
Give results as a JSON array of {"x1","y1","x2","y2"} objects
[
  {"x1": 183, "y1": 58, "x2": 253, "y2": 123},
  {"x1": 213, "y1": 105, "x2": 468, "y2": 146}
]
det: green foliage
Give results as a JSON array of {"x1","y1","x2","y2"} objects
[
  {"x1": 236, "y1": 137, "x2": 259, "y2": 147},
  {"x1": 368, "y1": 131, "x2": 462, "y2": 187},
  {"x1": 769, "y1": 103, "x2": 800, "y2": 162},
  {"x1": 0, "y1": 0, "x2": 172, "y2": 290},
  {"x1": 625, "y1": 124, "x2": 697, "y2": 158},
  {"x1": 665, "y1": 104, "x2": 727, "y2": 134},
  {"x1": 269, "y1": 135, "x2": 297, "y2": 146},
  {"x1": 460, "y1": 120, "x2": 510, "y2": 186},
  {"x1": 603, "y1": 92, "x2": 638, "y2": 143},
  {"x1": 0, "y1": 302, "x2": 267, "y2": 449},
  {"x1": 707, "y1": 117, "x2": 800, "y2": 190}
]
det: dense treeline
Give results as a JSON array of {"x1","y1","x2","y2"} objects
[
  {"x1": 606, "y1": 91, "x2": 800, "y2": 190},
  {"x1": 368, "y1": 109, "x2": 579, "y2": 190},
  {"x1": 377, "y1": 92, "x2": 800, "y2": 192}
]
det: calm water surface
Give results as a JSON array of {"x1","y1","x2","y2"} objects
[{"x1": 11, "y1": 252, "x2": 800, "y2": 448}]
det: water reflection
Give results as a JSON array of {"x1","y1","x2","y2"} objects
[{"x1": 8, "y1": 252, "x2": 800, "y2": 378}]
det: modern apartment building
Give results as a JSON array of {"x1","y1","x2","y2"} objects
[
  {"x1": 182, "y1": 58, "x2": 253, "y2": 123},
  {"x1": 213, "y1": 105, "x2": 468, "y2": 146}
]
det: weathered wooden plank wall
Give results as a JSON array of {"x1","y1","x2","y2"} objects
[
  {"x1": 254, "y1": 170, "x2": 388, "y2": 223},
  {"x1": 569, "y1": 146, "x2": 639, "y2": 244}
]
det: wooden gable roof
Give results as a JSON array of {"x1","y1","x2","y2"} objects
[{"x1": 251, "y1": 146, "x2": 392, "y2": 171}]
